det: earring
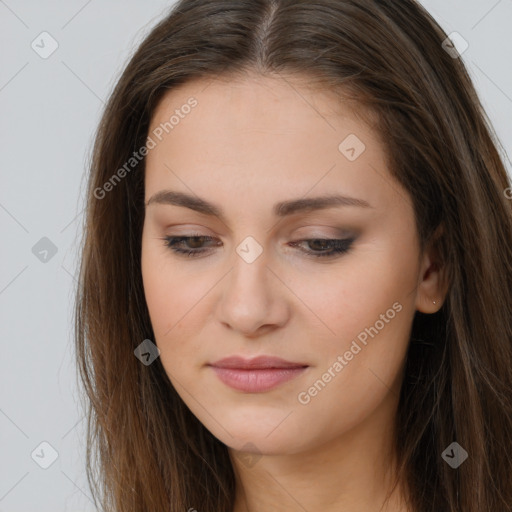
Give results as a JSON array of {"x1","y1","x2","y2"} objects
[{"x1": 433, "y1": 300, "x2": 437, "y2": 304}]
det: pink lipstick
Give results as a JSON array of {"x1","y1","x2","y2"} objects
[{"x1": 208, "y1": 356, "x2": 308, "y2": 393}]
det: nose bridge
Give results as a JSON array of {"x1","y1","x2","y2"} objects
[
  {"x1": 216, "y1": 235, "x2": 288, "y2": 334},
  {"x1": 227, "y1": 237, "x2": 272, "y2": 308}
]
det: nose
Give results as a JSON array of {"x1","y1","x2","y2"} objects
[{"x1": 215, "y1": 248, "x2": 290, "y2": 338}]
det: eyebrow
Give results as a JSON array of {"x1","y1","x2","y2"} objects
[{"x1": 145, "y1": 190, "x2": 372, "y2": 221}]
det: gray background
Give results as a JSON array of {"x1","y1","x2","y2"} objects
[{"x1": 1, "y1": 1, "x2": 511, "y2": 511}]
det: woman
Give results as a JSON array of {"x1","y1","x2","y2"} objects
[{"x1": 75, "y1": 1, "x2": 512, "y2": 511}]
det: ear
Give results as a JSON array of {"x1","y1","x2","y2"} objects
[{"x1": 415, "y1": 224, "x2": 449, "y2": 314}]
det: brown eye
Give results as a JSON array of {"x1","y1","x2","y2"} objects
[
  {"x1": 289, "y1": 238, "x2": 355, "y2": 258},
  {"x1": 163, "y1": 235, "x2": 219, "y2": 257}
]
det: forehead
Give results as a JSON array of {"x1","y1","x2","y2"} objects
[
  {"x1": 149, "y1": 72, "x2": 365, "y2": 134},
  {"x1": 147, "y1": 73, "x2": 380, "y2": 160},
  {"x1": 143, "y1": 72, "x2": 402, "y2": 220}
]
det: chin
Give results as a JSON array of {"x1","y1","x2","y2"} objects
[{"x1": 203, "y1": 411, "x2": 314, "y2": 456}]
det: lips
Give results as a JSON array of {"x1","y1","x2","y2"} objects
[
  {"x1": 210, "y1": 355, "x2": 308, "y2": 370},
  {"x1": 208, "y1": 356, "x2": 309, "y2": 392}
]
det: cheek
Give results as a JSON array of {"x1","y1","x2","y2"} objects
[
  {"x1": 291, "y1": 302, "x2": 413, "y2": 445},
  {"x1": 287, "y1": 246, "x2": 415, "y2": 403},
  {"x1": 142, "y1": 264, "x2": 202, "y2": 341},
  {"x1": 141, "y1": 229, "x2": 191, "y2": 323},
  {"x1": 141, "y1": 241, "x2": 216, "y2": 371},
  {"x1": 288, "y1": 240, "x2": 416, "y2": 342}
]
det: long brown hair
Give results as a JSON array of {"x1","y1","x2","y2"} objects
[{"x1": 74, "y1": 1, "x2": 512, "y2": 510}]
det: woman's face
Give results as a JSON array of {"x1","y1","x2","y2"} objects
[{"x1": 141, "y1": 73, "x2": 440, "y2": 456}]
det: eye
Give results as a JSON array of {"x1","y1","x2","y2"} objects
[
  {"x1": 289, "y1": 238, "x2": 354, "y2": 258},
  {"x1": 161, "y1": 235, "x2": 221, "y2": 258},
  {"x1": 160, "y1": 234, "x2": 355, "y2": 259}
]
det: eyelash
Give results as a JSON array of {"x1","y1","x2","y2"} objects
[{"x1": 161, "y1": 234, "x2": 354, "y2": 259}]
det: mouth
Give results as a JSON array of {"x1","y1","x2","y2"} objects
[{"x1": 208, "y1": 356, "x2": 309, "y2": 393}]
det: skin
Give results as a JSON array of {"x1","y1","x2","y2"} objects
[{"x1": 141, "y1": 72, "x2": 447, "y2": 512}]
